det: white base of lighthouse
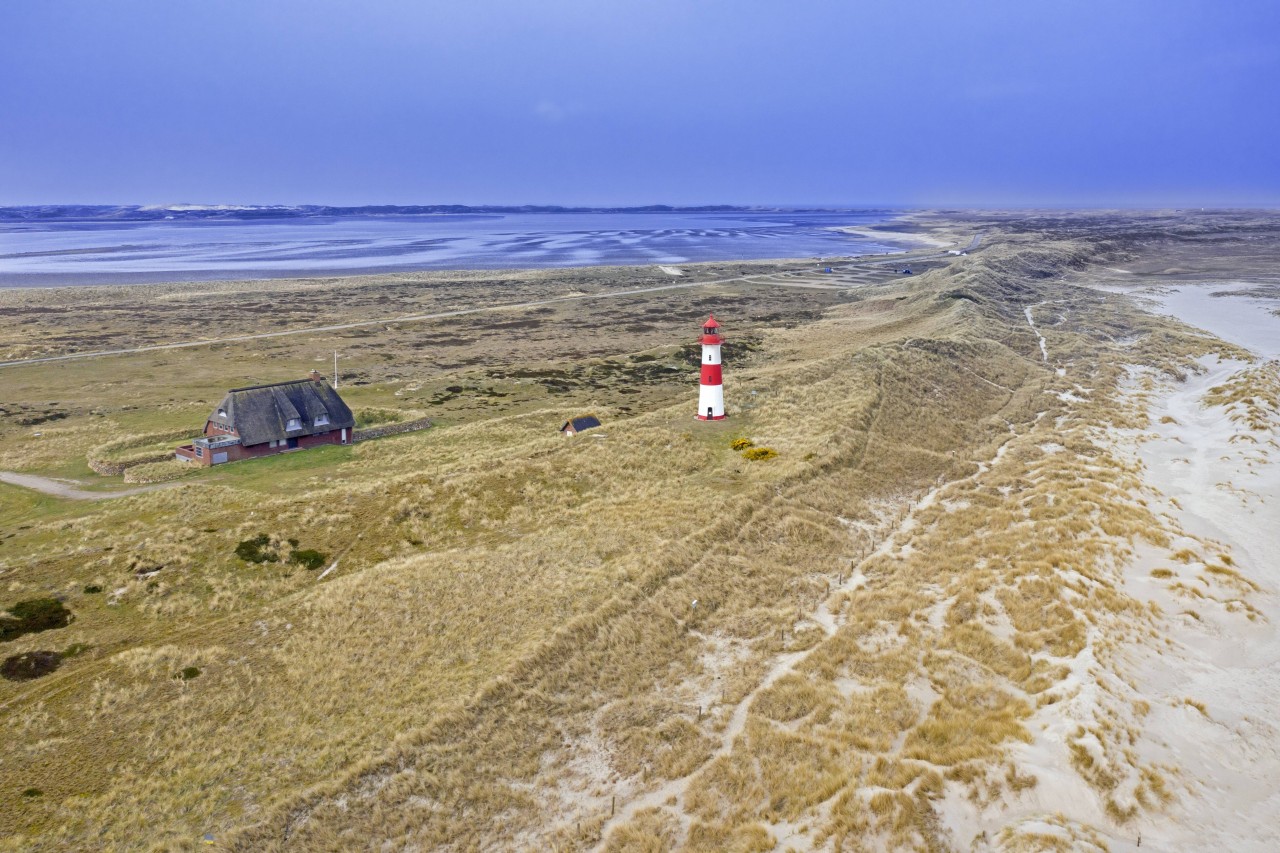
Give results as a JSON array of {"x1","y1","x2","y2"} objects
[{"x1": 696, "y1": 384, "x2": 725, "y2": 420}]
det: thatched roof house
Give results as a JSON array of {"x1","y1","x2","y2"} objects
[{"x1": 177, "y1": 371, "x2": 355, "y2": 466}]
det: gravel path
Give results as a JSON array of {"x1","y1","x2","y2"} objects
[{"x1": 0, "y1": 470, "x2": 177, "y2": 500}]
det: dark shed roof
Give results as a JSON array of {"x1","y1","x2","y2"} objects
[
  {"x1": 560, "y1": 415, "x2": 602, "y2": 433},
  {"x1": 208, "y1": 379, "x2": 355, "y2": 446}
]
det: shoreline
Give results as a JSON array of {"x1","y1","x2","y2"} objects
[
  {"x1": 0, "y1": 250, "x2": 912, "y2": 294},
  {"x1": 0, "y1": 211, "x2": 915, "y2": 290},
  {"x1": 829, "y1": 210, "x2": 968, "y2": 250}
]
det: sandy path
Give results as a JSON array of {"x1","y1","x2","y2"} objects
[
  {"x1": 0, "y1": 470, "x2": 177, "y2": 500},
  {"x1": 1024, "y1": 302, "x2": 1050, "y2": 363},
  {"x1": 594, "y1": 434, "x2": 1014, "y2": 850}
]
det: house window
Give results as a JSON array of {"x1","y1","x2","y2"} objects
[
  {"x1": 195, "y1": 447, "x2": 203, "y2": 458},
  {"x1": 217, "y1": 408, "x2": 226, "y2": 418},
  {"x1": 286, "y1": 418, "x2": 301, "y2": 431},
  {"x1": 314, "y1": 413, "x2": 330, "y2": 426}
]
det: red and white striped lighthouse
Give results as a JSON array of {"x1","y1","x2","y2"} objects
[{"x1": 695, "y1": 315, "x2": 726, "y2": 420}]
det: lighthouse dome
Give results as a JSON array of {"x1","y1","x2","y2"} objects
[{"x1": 701, "y1": 314, "x2": 723, "y2": 343}]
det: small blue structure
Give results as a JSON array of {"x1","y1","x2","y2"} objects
[{"x1": 560, "y1": 415, "x2": 602, "y2": 436}]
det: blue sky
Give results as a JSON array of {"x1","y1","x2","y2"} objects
[{"x1": 1, "y1": 1, "x2": 1277, "y2": 206}]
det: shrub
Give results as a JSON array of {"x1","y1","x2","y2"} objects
[
  {"x1": 1, "y1": 598, "x2": 72, "y2": 642},
  {"x1": 290, "y1": 549, "x2": 328, "y2": 571},
  {"x1": 62, "y1": 643, "x2": 91, "y2": 658},
  {"x1": 753, "y1": 673, "x2": 825, "y2": 721},
  {"x1": 86, "y1": 428, "x2": 199, "y2": 474},
  {"x1": 741, "y1": 446, "x2": 778, "y2": 461},
  {"x1": 355, "y1": 407, "x2": 404, "y2": 428},
  {"x1": 122, "y1": 459, "x2": 196, "y2": 484},
  {"x1": 235, "y1": 534, "x2": 278, "y2": 564},
  {"x1": 22, "y1": 788, "x2": 43, "y2": 798},
  {"x1": 730, "y1": 437, "x2": 755, "y2": 451},
  {"x1": 1, "y1": 650, "x2": 63, "y2": 681},
  {"x1": 178, "y1": 666, "x2": 201, "y2": 681},
  {"x1": 83, "y1": 585, "x2": 102, "y2": 594}
]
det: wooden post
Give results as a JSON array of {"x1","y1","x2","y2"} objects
[{"x1": 611, "y1": 795, "x2": 616, "y2": 817}]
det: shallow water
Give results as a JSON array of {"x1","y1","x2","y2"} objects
[{"x1": 0, "y1": 210, "x2": 904, "y2": 286}]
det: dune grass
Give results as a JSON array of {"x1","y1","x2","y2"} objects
[{"x1": 1, "y1": 219, "x2": 1271, "y2": 850}]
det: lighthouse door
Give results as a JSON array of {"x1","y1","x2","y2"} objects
[{"x1": 707, "y1": 406, "x2": 713, "y2": 419}]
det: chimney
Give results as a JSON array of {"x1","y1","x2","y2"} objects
[{"x1": 308, "y1": 369, "x2": 325, "y2": 383}]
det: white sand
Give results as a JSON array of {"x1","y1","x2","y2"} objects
[
  {"x1": 1112, "y1": 286, "x2": 1280, "y2": 850},
  {"x1": 936, "y1": 285, "x2": 1280, "y2": 852},
  {"x1": 1139, "y1": 283, "x2": 1280, "y2": 360}
]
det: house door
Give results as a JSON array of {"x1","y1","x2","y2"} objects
[
  {"x1": 341, "y1": 428, "x2": 348, "y2": 444},
  {"x1": 287, "y1": 437, "x2": 299, "y2": 449}
]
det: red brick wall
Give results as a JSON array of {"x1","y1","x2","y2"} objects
[
  {"x1": 180, "y1": 430, "x2": 347, "y2": 466},
  {"x1": 224, "y1": 430, "x2": 345, "y2": 462},
  {"x1": 175, "y1": 445, "x2": 209, "y2": 466},
  {"x1": 204, "y1": 421, "x2": 236, "y2": 438}
]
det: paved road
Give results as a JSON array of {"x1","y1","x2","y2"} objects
[
  {"x1": 0, "y1": 470, "x2": 178, "y2": 500},
  {"x1": 0, "y1": 235, "x2": 981, "y2": 371}
]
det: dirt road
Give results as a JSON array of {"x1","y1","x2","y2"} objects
[{"x1": 0, "y1": 471, "x2": 177, "y2": 500}]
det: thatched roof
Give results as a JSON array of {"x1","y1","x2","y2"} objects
[{"x1": 208, "y1": 379, "x2": 354, "y2": 446}]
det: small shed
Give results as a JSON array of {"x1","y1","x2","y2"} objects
[{"x1": 560, "y1": 415, "x2": 602, "y2": 436}]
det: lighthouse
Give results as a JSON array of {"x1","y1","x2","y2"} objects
[{"x1": 695, "y1": 315, "x2": 726, "y2": 420}]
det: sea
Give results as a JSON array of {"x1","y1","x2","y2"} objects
[{"x1": 0, "y1": 207, "x2": 907, "y2": 287}]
